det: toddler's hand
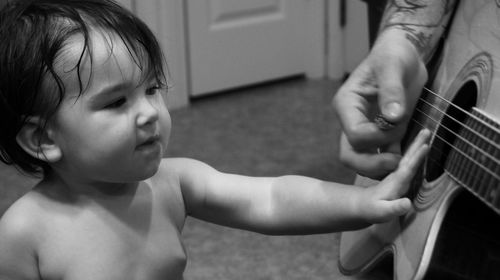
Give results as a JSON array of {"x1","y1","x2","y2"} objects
[{"x1": 358, "y1": 129, "x2": 431, "y2": 224}]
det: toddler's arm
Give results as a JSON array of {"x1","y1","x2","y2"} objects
[{"x1": 174, "y1": 129, "x2": 430, "y2": 235}]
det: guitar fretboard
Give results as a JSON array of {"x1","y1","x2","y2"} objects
[{"x1": 446, "y1": 108, "x2": 500, "y2": 214}]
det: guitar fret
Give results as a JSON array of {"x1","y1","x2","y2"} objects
[
  {"x1": 446, "y1": 141, "x2": 460, "y2": 180},
  {"x1": 453, "y1": 137, "x2": 471, "y2": 187},
  {"x1": 445, "y1": 109, "x2": 500, "y2": 213},
  {"x1": 481, "y1": 139, "x2": 495, "y2": 201},
  {"x1": 478, "y1": 130, "x2": 492, "y2": 198},
  {"x1": 482, "y1": 130, "x2": 496, "y2": 198},
  {"x1": 493, "y1": 163, "x2": 500, "y2": 209},
  {"x1": 491, "y1": 136, "x2": 500, "y2": 208},
  {"x1": 475, "y1": 111, "x2": 500, "y2": 207},
  {"x1": 469, "y1": 118, "x2": 482, "y2": 193},
  {"x1": 447, "y1": 136, "x2": 463, "y2": 182},
  {"x1": 494, "y1": 148, "x2": 500, "y2": 209},
  {"x1": 455, "y1": 120, "x2": 474, "y2": 188},
  {"x1": 469, "y1": 115, "x2": 486, "y2": 196},
  {"x1": 482, "y1": 171, "x2": 494, "y2": 202}
]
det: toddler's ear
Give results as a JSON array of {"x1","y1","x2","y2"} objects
[{"x1": 16, "y1": 116, "x2": 62, "y2": 163}]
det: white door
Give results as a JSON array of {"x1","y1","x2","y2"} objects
[{"x1": 186, "y1": 0, "x2": 310, "y2": 97}]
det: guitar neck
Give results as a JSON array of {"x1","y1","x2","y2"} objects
[{"x1": 445, "y1": 108, "x2": 500, "y2": 214}]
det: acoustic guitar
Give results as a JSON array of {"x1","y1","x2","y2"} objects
[{"x1": 338, "y1": 1, "x2": 500, "y2": 279}]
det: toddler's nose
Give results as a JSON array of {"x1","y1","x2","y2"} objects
[{"x1": 136, "y1": 97, "x2": 159, "y2": 126}]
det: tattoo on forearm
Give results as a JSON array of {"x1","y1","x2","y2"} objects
[
  {"x1": 401, "y1": 25, "x2": 432, "y2": 56},
  {"x1": 380, "y1": 0, "x2": 457, "y2": 60}
]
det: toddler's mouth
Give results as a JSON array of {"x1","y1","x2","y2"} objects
[{"x1": 137, "y1": 135, "x2": 160, "y2": 149}]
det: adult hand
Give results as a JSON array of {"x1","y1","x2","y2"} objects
[{"x1": 333, "y1": 30, "x2": 428, "y2": 179}]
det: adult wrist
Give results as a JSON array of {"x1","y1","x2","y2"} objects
[{"x1": 374, "y1": 28, "x2": 426, "y2": 63}]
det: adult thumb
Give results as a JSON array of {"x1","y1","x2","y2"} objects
[{"x1": 378, "y1": 65, "x2": 406, "y2": 123}]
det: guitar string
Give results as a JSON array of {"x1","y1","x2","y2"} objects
[
  {"x1": 410, "y1": 148, "x2": 498, "y2": 204},
  {"x1": 378, "y1": 95, "x2": 500, "y2": 177},
  {"x1": 412, "y1": 89, "x2": 500, "y2": 181},
  {"x1": 395, "y1": 86, "x2": 500, "y2": 167},
  {"x1": 417, "y1": 95, "x2": 500, "y2": 151},
  {"x1": 412, "y1": 105, "x2": 500, "y2": 166},
  {"x1": 409, "y1": 116, "x2": 500, "y2": 181},
  {"x1": 372, "y1": 86, "x2": 500, "y2": 197},
  {"x1": 409, "y1": 118, "x2": 500, "y2": 200},
  {"x1": 376, "y1": 87, "x2": 499, "y2": 159},
  {"x1": 408, "y1": 147, "x2": 489, "y2": 193},
  {"x1": 422, "y1": 87, "x2": 500, "y2": 135}
]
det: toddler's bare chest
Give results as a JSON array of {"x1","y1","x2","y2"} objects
[{"x1": 36, "y1": 203, "x2": 186, "y2": 280}]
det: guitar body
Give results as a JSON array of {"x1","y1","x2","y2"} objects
[{"x1": 339, "y1": 1, "x2": 500, "y2": 279}]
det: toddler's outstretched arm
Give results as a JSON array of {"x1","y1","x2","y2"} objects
[
  {"x1": 257, "y1": 129, "x2": 430, "y2": 234},
  {"x1": 176, "y1": 130, "x2": 430, "y2": 235}
]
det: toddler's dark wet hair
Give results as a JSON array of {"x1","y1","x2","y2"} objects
[{"x1": 0, "y1": 0, "x2": 167, "y2": 176}]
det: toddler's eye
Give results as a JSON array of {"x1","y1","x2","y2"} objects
[
  {"x1": 146, "y1": 85, "x2": 163, "y2": 96},
  {"x1": 105, "y1": 97, "x2": 126, "y2": 109}
]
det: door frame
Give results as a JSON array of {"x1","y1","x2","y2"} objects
[
  {"x1": 327, "y1": 0, "x2": 370, "y2": 79},
  {"x1": 134, "y1": 0, "x2": 189, "y2": 109}
]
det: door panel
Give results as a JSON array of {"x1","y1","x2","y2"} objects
[
  {"x1": 187, "y1": 0, "x2": 307, "y2": 96},
  {"x1": 210, "y1": 0, "x2": 281, "y2": 27}
]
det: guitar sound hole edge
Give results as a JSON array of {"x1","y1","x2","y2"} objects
[{"x1": 425, "y1": 81, "x2": 478, "y2": 182}]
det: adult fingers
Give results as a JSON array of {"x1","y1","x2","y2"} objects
[
  {"x1": 339, "y1": 133, "x2": 401, "y2": 179},
  {"x1": 377, "y1": 60, "x2": 407, "y2": 124},
  {"x1": 377, "y1": 55, "x2": 428, "y2": 125},
  {"x1": 334, "y1": 84, "x2": 398, "y2": 150},
  {"x1": 333, "y1": 79, "x2": 378, "y2": 138}
]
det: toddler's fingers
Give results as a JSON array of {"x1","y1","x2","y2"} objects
[
  {"x1": 401, "y1": 129, "x2": 430, "y2": 163},
  {"x1": 393, "y1": 129, "x2": 430, "y2": 182},
  {"x1": 377, "y1": 198, "x2": 412, "y2": 222},
  {"x1": 391, "y1": 198, "x2": 412, "y2": 216},
  {"x1": 398, "y1": 130, "x2": 430, "y2": 169},
  {"x1": 397, "y1": 145, "x2": 430, "y2": 181}
]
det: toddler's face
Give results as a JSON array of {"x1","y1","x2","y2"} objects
[{"x1": 48, "y1": 32, "x2": 171, "y2": 183}]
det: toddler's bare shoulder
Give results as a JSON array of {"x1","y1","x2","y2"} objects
[
  {"x1": 149, "y1": 158, "x2": 205, "y2": 192},
  {"x1": 0, "y1": 191, "x2": 45, "y2": 244},
  {"x1": 152, "y1": 157, "x2": 213, "y2": 195}
]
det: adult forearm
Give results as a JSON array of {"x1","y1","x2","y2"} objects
[{"x1": 379, "y1": 0, "x2": 458, "y2": 62}]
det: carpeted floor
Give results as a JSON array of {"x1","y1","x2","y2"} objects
[{"x1": 0, "y1": 77, "x2": 392, "y2": 279}]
